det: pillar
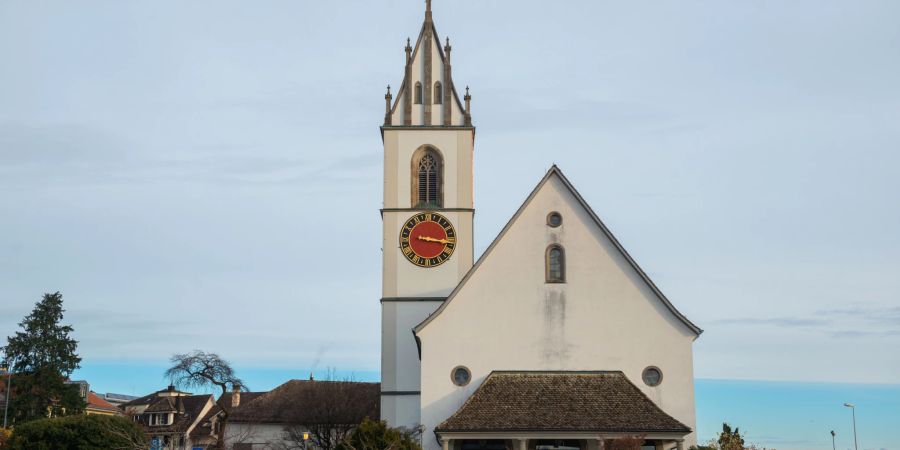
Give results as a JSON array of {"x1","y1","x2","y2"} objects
[
  {"x1": 442, "y1": 439, "x2": 450, "y2": 450},
  {"x1": 676, "y1": 440, "x2": 684, "y2": 450},
  {"x1": 518, "y1": 439, "x2": 527, "y2": 450}
]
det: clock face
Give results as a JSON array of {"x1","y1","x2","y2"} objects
[{"x1": 399, "y1": 212, "x2": 456, "y2": 268}]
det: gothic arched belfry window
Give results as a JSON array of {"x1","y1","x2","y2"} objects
[
  {"x1": 412, "y1": 147, "x2": 443, "y2": 208},
  {"x1": 415, "y1": 82, "x2": 424, "y2": 104},
  {"x1": 434, "y1": 81, "x2": 443, "y2": 104}
]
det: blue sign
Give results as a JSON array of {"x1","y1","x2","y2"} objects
[
  {"x1": 150, "y1": 438, "x2": 160, "y2": 450},
  {"x1": 193, "y1": 447, "x2": 204, "y2": 450}
]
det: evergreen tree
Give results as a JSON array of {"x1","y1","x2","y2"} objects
[{"x1": 2, "y1": 292, "x2": 83, "y2": 423}]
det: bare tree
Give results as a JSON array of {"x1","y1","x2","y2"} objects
[{"x1": 165, "y1": 350, "x2": 244, "y2": 450}]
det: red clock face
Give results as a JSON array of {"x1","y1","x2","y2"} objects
[{"x1": 399, "y1": 213, "x2": 456, "y2": 267}]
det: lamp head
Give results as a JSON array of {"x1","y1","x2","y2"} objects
[{"x1": 843, "y1": 402, "x2": 855, "y2": 408}]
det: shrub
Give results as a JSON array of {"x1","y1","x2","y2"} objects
[
  {"x1": 336, "y1": 418, "x2": 421, "y2": 450},
  {"x1": 0, "y1": 428, "x2": 11, "y2": 449},
  {"x1": 6, "y1": 414, "x2": 146, "y2": 450}
]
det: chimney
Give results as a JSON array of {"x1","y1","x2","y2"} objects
[
  {"x1": 231, "y1": 383, "x2": 241, "y2": 408},
  {"x1": 167, "y1": 385, "x2": 175, "y2": 392},
  {"x1": 309, "y1": 372, "x2": 315, "y2": 381}
]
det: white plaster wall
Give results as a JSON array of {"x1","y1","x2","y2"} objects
[
  {"x1": 417, "y1": 175, "x2": 698, "y2": 450},
  {"x1": 381, "y1": 126, "x2": 475, "y2": 429},
  {"x1": 383, "y1": 129, "x2": 474, "y2": 209},
  {"x1": 381, "y1": 394, "x2": 423, "y2": 431},
  {"x1": 382, "y1": 300, "x2": 443, "y2": 388},
  {"x1": 225, "y1": 423, "x2": 290, "y2": 449}
]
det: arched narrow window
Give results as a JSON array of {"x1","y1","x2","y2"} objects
[
  {"x1": 411, "y1": 147, "x2": 443, "y2": 208},
  {"x1": 434, "y1": 81, "x2": 443, "y2": 104},
  {"x1": 414, "y1": 82, "x2": 423, "y2": 104},
  {"x1": 546, "y1": 245, "x2": 565, "y2": 283}
]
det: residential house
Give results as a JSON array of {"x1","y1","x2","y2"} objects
[
  {"x1": 121, "y1": 385, "x2": 216, "y2": 450},
  {"x1": 190, "y1": 379, "x2": 380, "y2": 450}
]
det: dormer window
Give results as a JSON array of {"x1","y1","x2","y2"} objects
[
  {"x1": 415, "y1": 82, "x2": 423, "y2": 104},
  {"x1": 148, "y1": 413, "x2": 172, "y2": 426}
]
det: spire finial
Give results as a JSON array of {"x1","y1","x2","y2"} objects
[{"x1": 426, "y1": 0, "x2": 432, "y2": 13}]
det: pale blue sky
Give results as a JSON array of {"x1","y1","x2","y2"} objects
[{"x1": 1, "y1": 1, "x2": 899, "y2": 448}]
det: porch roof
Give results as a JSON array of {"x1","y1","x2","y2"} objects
[{"x1": 434, "y1": 371, "x2": 691, "y2": 435}]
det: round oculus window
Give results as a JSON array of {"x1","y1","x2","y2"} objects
[
  {"x1": 642, "y1": 367, "x2": 663, "y2": 387},
  {"x1": 547, "y1": 212, "x2": 563, "y2": 228},
  {"x1": 451, "y1": 366, "x2": 471, "y2": 386}
]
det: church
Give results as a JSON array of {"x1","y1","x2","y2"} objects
[{"x1": 379, "y1": 3, "x2": 702, "y2": 450}]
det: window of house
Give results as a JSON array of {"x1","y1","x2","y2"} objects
[
  {"x1": 415, "y1": 82, "x2": 423, "y2": 104},
  {"x1": 434, "y1": 81, "x2": 443, "y2": 104},
  {"x1": 149, "y1": 413, "x2": 171, "y2": 426},
  {"x1": 412, "y1": 147, "x2": 443, "y2": 208},
  {"x1": 546, "y1": 245, "x2": 565, "y2": 283}
]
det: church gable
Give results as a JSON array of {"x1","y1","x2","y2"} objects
[
  {"x1": 385, "y1": 2, "x2": 470, "y2": 127},
  {"x1": 415, "y1": 166, "x2": 701, "y2": 345}
]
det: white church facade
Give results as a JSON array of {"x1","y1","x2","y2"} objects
[{"x1": 380, "y1": 3, "x2": 702, "y2": 450}]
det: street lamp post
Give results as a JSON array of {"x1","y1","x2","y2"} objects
[
  {"x1": 831, "y1": 430, "x2": 836, "y2": 450},
  {"x1": 844, "y1": 403, "x2": 858, "y2": 450}
]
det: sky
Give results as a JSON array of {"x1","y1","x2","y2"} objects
[{"x1": 1, "y1": 0, "x2": 898, "y2": 448}]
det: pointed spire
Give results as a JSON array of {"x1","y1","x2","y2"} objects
[
  {"x1": 464, "y1": 86, "x2": 473, "y2": 126},
  {"x1": 425, "y1": 0, "x2": 433, "y2": 23},
  {"x1": 384, "y1": 85, "x2": 393, "y2": 126},
  {"x1": 405, "y1": 37, "x2": 412, "y2": 63},
  {"x1": 444, "y1": 37, "x2": 452, "y2": 63}
]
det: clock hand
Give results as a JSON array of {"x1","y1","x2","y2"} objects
[{"x1": 416, "y1": 235, "x2": 455, "y2": 244}]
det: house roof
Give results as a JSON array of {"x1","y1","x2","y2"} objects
[
  {"x1": 140, "y1": 395, "x2": 212, "y2": 434},
  {"x1": 435, "y1": 371, "x2": 691, "y2": 434},
  {"x1": 87, "y1": 391, "x2": 119, "y2": 413},
  {"x1": 120, "y1": 386, "x2": 192, "y2": 409},
  {"x1": 414, "y1": 166, "x2": 703, "y2": 339},
  {"x1": 226, "y1": 380, "x2": 380, "y2": 425}
]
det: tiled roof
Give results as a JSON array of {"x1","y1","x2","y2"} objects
[
  {"x1": 228, "y1": 380, "x2": 380, "y2": 425},
  {"x1": 189, "y1": 391, "x2": 268, "y2": 439},
  {"x1": 87, "y1": 391, "x2": 119, "y2": 412},
  {"x1": 134, "y1": 395, "x2": 213, "y2": 434},
  {"x1": 435, "y1": 372, "x2": 691, "y2": 434}
]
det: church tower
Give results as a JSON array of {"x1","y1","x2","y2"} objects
[{"x1": 380, "y1": 0, "x2": 475, "y2": 429}]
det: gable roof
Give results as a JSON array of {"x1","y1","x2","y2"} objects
[
  {"x1": 87, "y1": 391, "x2": 119, "y2": 413},
  {"x1": 414, "y1": 165, "x2": 702, "y2": 338},
  {"x1": 226, "y1": 380, "x2": 380, "y2": 425},
  {"x1": 435, "y1": 371, "x2": 691, "y2": 434}
]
